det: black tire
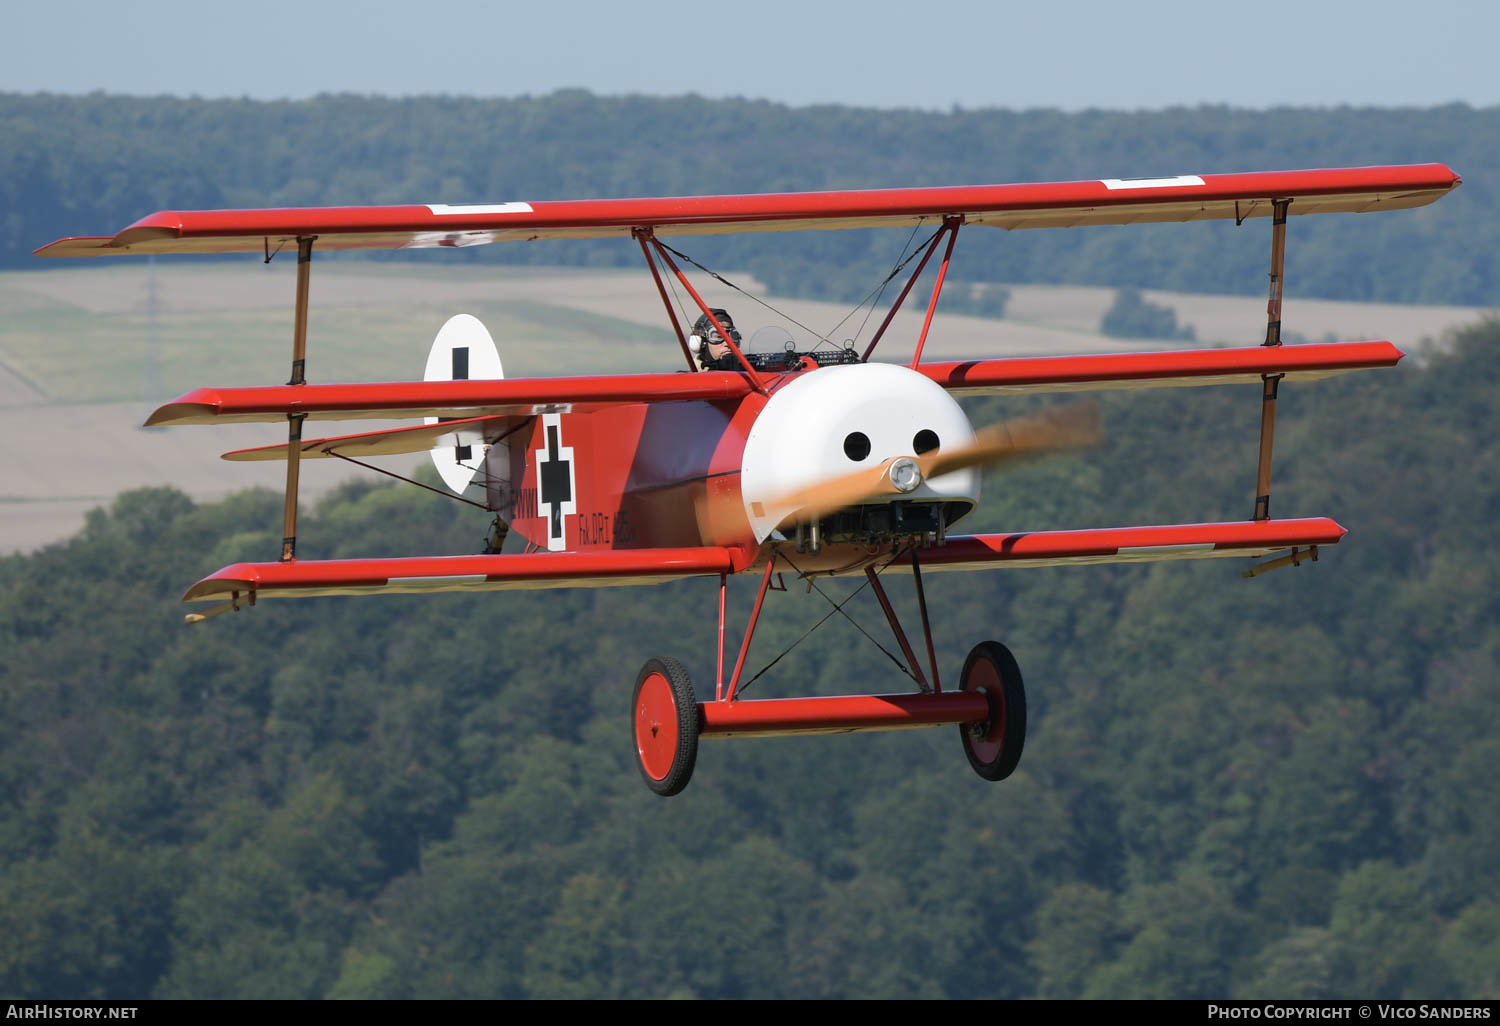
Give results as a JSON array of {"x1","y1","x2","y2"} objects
[
  {"x1": 957, "y1": 641, "x2": 1027, "y2": 781},
  {"x1": 631, "y1": 656, "x2": 700, "y2": 797}
]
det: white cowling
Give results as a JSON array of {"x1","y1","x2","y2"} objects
[{"x1": 739, "y1": 363, "x2": 979, "y2": 542}]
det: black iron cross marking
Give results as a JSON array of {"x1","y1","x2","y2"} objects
[
  {"x1": 448, "y1": 347, "x2": 471, "y2": 462},
  {"x1": 539, "y1": 424, "x2": 573, "y2": 541}
]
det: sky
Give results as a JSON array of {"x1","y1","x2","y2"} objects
[{"x1": 5, "y1": 0, "x2": 1498, "y2": 111}]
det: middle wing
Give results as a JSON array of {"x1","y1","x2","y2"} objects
[
  {"x1": 150, "y1": 342, "x2": 1400, "y2": 430},
  {"x1": 146, "y1": 369, "x2": 755, "y2": 427},
  {"x1": 918, "y1": 341, "x2": 1403, "y2": 396}
]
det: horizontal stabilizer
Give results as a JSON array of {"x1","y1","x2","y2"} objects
[
  {"x1": 222, "y1": 414, "x2": 522, "y2": 461},
  {"x1": 919, "y1": 341, "x2": 1402, "y2": 396},
  {"x1": 147, "y1": 371, "x2": 756, "y2": 427},
  {"x1": 895, "y1": 518, "x2": 1347, "y2": 571},
  {"x1": 38, "y1": 164, "x2": 1459, "y2": 257},
  {"x1": 182, "y1": 546, "x2": 743, "y2": 605}
]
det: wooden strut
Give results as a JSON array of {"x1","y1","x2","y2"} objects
[
  {"x1": 1253, "y1": 200, "x2": 1290, "y2": 522},
  {"x1": 1253, "y1": 374, "x2": 1283, "y2": 521},
  {"x1": 281, "y1": 236, "x2": 314, "y2": 561},
  {"x1": 1265, "y1": 199, "x2": 1291, "y2": 347}
]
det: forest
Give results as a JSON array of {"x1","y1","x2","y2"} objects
[
  {"x1": 2, "y1": 313, "x2": 1497, "y2": 998},
  {"x1": 2, "y1": 91, "x2": 1497, "y2": 305}
]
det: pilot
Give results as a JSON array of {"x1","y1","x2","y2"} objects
[{"x1": 691, "y1": 309, "x2": 743, "y2": 371}]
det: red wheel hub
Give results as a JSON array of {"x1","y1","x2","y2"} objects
[
  {"x1": 962, "y1": 657, "x2": 1007, "y2": 763},
  {"x1": 635, "y1": 671, "x2": 680, "y2": 781}
]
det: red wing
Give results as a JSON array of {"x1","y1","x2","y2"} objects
[
  {"x1": 221, "y1": 414, "x2": 524, "y2": 461},
  {"x1": 918, "y1": 341, "x2": 1402, "y2": 396},
  {"x1": 183, "y1": 546, "x2": 741, "y2": 616},
  {"x1": 38, "y1": 164, "x2": 1459, "y2": 257},
  {"x1": 147, "y1": 370, "x2": 755, "y2": 427},
  {"x1": 894, "y1": 518, "x2": 1346, "y2": 571}
]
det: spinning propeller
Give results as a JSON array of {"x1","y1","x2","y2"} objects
[{"x1": 769, "y1": 401, "x2": 1104, "y2": 523}]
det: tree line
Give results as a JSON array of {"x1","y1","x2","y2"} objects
[{"x1": 3, "y1": 91, "x2": 1496, "y2": 305}]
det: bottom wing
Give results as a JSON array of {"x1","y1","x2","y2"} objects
[
  {"x1": 182, "y1": 546, "x2": 741, "y2": 622},
  {"x1": 894, "y1": 518, "x2": 1345, "y2": 571},
  {"x1": 181, "y1": 520, "x2": 1340, "y2": 623}
]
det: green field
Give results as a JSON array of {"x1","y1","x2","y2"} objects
[
  {"x1": 0, "y1": 262, "x2": 1487, "y2": 554},
  {"x1": 0, "y1": 264, "x2": 670, "y2": 404}
]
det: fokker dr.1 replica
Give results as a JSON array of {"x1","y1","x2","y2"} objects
[{"x1": 39, "y1": 163, "x2": 1460, "y2": 794}]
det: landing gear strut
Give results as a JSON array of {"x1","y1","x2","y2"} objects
[{"x1": 629, "y1": 553, "x2": 1027, "y2": 796}]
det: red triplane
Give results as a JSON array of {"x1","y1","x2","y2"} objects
[{"x1": 39, "y1": 164, "x2": 1460, "y2": 794}]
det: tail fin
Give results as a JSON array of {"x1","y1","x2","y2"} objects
[{"x1": 423, "y1": 314, "x2": 503, "y2": 494}]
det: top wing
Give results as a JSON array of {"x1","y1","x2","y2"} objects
[{"x1": 38, "y1": 164, "x2": 1460, "y2": 258}]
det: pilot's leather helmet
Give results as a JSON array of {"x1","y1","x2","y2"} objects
[
  {"x1": 691, "y1": 309, "x2": 741, "y2": 345},
  {"x1": 691, "y1": 309, "x2": 743, "y2": 369}
]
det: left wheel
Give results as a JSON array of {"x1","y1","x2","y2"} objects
[
  {"x1": 632, "y1": 655, "x2": 700, "y2": 797},
  {"x1": 957, "y1": 640, "x2": 1027, "y2": 782}
]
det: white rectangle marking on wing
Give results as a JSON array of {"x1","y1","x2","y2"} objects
[
  {"x1": 1099, "y1": 176, "x2": 1206, "y2": 191},
  {"x1": 1116, "y1": 543, "x2": 1217, "y2": 558},
  {"x1": 388, "y1": 575, "x2": 489, "y2": 587},
  {"x1": 426, "y1": 203, "x2": 535, "y2": 216}
]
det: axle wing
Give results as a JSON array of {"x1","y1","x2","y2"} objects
[{"x1": 220, "y1": 414, "x2": 523, "y2": 461}]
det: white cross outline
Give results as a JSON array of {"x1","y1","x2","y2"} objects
[{"x1": 535, "y1": 412, "x2": 577, "y2": 552}]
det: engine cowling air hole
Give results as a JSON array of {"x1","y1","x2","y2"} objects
[
  {"x1": 913, "y1": 429, "x2": 940, "y2": 455},
  {"x1": 843, "y1": 431, "x2": 871, "y2": 461}
]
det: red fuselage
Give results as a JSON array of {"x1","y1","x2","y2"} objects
[
  {"x1": 486, "y1": 361, "x2": 984, "y2": 576},
  {"x1": 490, "y1": 393, "x2": 766, "y2": 561}
]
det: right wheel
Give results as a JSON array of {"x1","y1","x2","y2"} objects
[
  {"x1": 632, "y1": 656, "x2": 700, "y2": 797},
  {"x1": 957, "y1": 641, "x2": 1027, "y2": 781}
]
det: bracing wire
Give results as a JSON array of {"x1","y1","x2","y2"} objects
[
  {"x1": 656, "y1": 241, "x2": 823, "y2": 340},
  {"x1": 657, "y1": 224, "x2": 939, "y2": 358},
  {"x1": 735, "y1": 551, "x2": 920, "y2": 698},
  {"x1": 826, "y1": 220, "x2": 934, "y2": 347}
]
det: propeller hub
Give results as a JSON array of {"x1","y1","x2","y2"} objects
[{"x1": 888, "y1": 457, "x2": 923, "y2": 493}]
